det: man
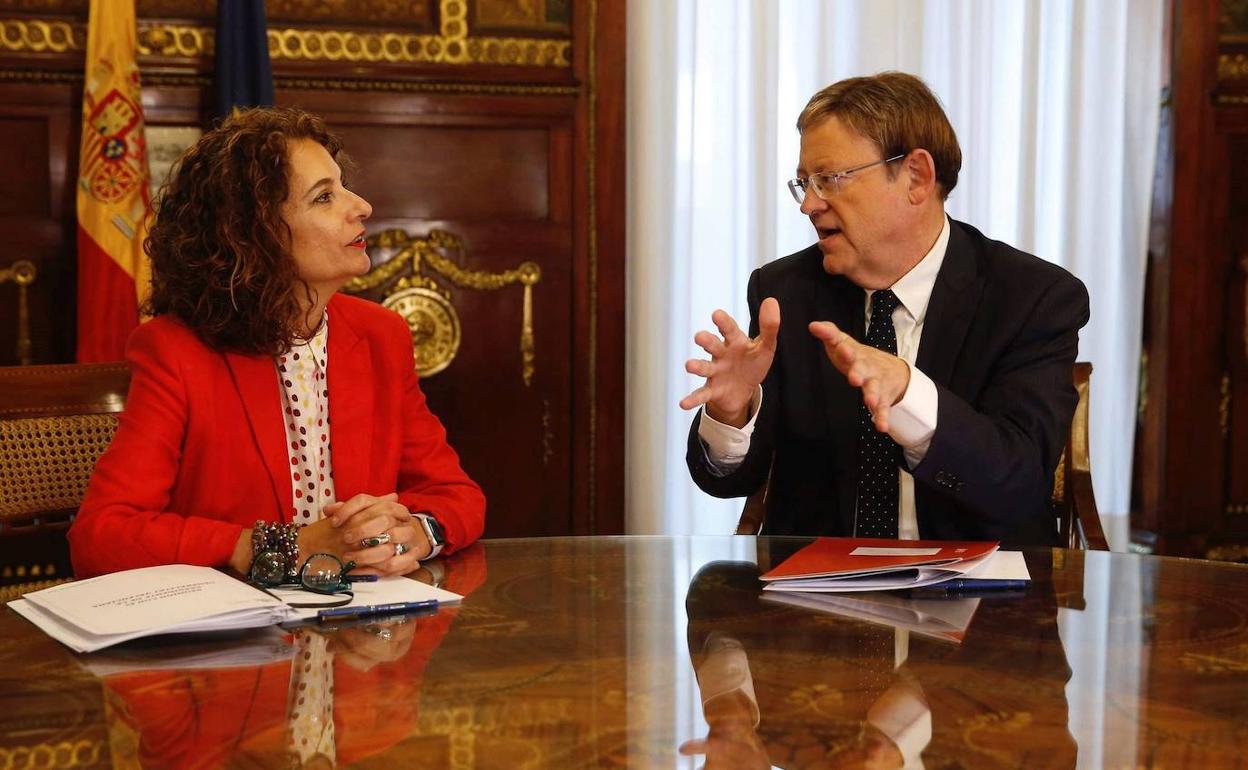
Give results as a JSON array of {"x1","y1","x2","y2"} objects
[{"x1": 681, "y1": 72, "x2": 1089, "y2": 547}]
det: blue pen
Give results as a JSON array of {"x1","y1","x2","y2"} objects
[
  {"x1": 316, "y1": 599, "x2": 439, "y2": 622},
  {"x1": 906, "y1": 578, "x2": 1028, "y2": 598}
]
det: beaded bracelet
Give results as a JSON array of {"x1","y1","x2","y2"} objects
[
  {"x1": 250, "y1": 521, "x2": 301, "y2": 580},
  {"x1": 272, "y1": 523, "x2": 300, "y2": 580},
  {"x1": 251, "y1": 520, "x2": 268, "y2": 559}
]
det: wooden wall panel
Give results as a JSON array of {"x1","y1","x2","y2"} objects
[
  {"x1": 344, "y1": 124, "x2": 551, "y2": 221},
  {"x1": 0, "y1": 84, "x2": 78, "y2": 365},
  {"x1": 0, "y1": 0, "x2": 626, "y2": 539},
  {"x1": 1133, "y1": 0, "x2": 1248, "y2": 558}
]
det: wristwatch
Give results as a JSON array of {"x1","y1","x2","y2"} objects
[{"x1": 412, "y1": 512, "x2": 446, "y2": 560}]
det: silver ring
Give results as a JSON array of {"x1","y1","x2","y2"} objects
[
  {"x1": 395, "y1": 542, "x2": 409, "y2": 557},
  {"x1": 361, "y1": 532, "x2": 392, "y2": 548}
]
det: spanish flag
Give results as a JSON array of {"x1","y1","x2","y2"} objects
[{"x1": 75, "y1": 0, "x2": 152, "y2": 362}]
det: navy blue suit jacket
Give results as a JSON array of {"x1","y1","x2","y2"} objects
[{"x1": 687, "y1": 219, "x2": 1090, "y2": 548}]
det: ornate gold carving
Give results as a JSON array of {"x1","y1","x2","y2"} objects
[
  {"x1": 0, "y1": 67, "x2": 581, "y2": 95},
  {"x1": 1207, "y1": 543, "x2": 1248, "y2": 561},
  {"x1": 1227, "y1": 503, "x2": 1248, "y2": 515},
  {"x1": 0, "y1": 0, "x2": 571, "y2": 66},
  {"x1": 0, "y1": 259, "x2": 36, "y2": 365},
  {"x1": 0, "y1": 18, "x2": 80, "y2": 54},
  {"x1": 0, "y1": 739, "x2": 105, "y2": 770},
  {"x1": 141, "y1": 19, "x2": 572, "y2": 66},
  {"x1": 345, "y1": 229, "x2": 541, "y2": 385},
  {"x1": 1220, "y1": 372, "x2": 1231, "y2": 438},
  {"x1": 270, "y1": 77, "x2": 579, "y2": 95},
  {"x1": 268, "y1": 26, "x2": 569, "y2": 66},
  {"x1": 384, "y1": 287, "x2": 462, "y2": 378},
  {"x1": 136, "y1": 23, "x2": 206, "y2": 57},
  {"x1": 1220, "y1": 53, "x2": 1248, "y2": 82}
]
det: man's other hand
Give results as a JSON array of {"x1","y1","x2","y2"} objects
[
  {"x1": 679, "y1": 298, "x2": 781, "y2": 429},
  {"x1": 809, "y1": 320, "x2": 910, "y2": 433}
]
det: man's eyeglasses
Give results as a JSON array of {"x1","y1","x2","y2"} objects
[
  {"x1": 787, "y1": 152, "x2": 908, "y2": 205},
  {"x1": 250, "y1": 551, "x2": 357, "y2": 608}
]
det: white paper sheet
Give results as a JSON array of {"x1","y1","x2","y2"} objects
[
  {"x1": 10, "y1": 565, "x2": 300, "y2": 652},
  {"x1": 267, "y1": 575, "x2": 463, "y2": 622}
]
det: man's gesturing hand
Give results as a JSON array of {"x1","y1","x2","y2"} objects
[
  {"x1": 679, "y1": 298, "x2": 781, "y2": 429},
  {"x1": 808, "y1": 320, "x2": 910, "y2": 434}
]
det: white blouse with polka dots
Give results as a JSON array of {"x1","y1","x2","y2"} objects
[{"x1": 276, "y1": 313, "x2": 336, "y2": 525}]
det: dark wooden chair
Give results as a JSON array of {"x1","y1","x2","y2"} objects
[
  {"x1": 735, "y1": 362, "x2": 1109, "y2": 551},
  {"x1": 0, "y1": 362, "x2": 131, "y2": 601}
]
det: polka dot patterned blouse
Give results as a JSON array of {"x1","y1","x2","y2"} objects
[{"x1": 277, "y1": 312, "x2": 335, "y2": 524}]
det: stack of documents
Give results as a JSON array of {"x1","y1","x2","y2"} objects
[
  {"x1": 8, "y1": 565, "x2": 466, "y2": 653},
  {"x1": 760, "y1": 538, "x2": 1030, "y2": 593},
  {"x1": 764, "y1": 591, "x2": 981, "y2": 643},
  {"x1": 9, "y1": 565, "x2": 301, "y2": 653}
]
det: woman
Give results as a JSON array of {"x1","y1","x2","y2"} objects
[{"x1": 70, "y1": 106, "x2": 485, "y2": 579}]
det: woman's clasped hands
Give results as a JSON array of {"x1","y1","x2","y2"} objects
[{"x1": 298, "y1": 493, "x2": 432, "y2": 576}]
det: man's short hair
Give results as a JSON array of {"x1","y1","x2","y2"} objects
[{"x1": 797, "y1": 71, "x2": 961, "y2": 199}]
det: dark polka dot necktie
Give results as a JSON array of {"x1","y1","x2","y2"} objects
[{"x1": 856, "y1": 289, "x2": 902, "y2": 539}]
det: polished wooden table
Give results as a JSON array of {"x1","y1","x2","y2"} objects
[{"x1": 3, "y1": 536, "x2": 1248, "y2": 769}]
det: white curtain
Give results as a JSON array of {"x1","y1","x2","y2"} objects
[{"x1": 626, "y1": 0, "x2": 1165, "y2": 539}]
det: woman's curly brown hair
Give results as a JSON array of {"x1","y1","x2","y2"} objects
[{"x1": 143, "y1": 106, "x2": 344, "y2": 355}]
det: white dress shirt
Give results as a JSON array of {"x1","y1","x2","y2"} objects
[{"x1": 699, "y1": 217, "x2": 951, "y2": 540}]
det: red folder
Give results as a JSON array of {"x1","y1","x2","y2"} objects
[{"x1": 760, "y1": 537, "x2": 1000, "y2": 592}]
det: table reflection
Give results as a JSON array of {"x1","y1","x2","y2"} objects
[
  {"x1": 93, "y1": 543, "x2": 486, "y2": 769},
  {"x1": 4, "y1": 537, "x2": 1248, "y2": 769},
  {"x1": 681, "y1": 543, "x2": 1077, "y2": 769}
]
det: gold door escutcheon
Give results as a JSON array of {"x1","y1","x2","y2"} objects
[
  {"x1": 0, "y1": 259, "x2": 36, "y2": 365},
  {"x1": 345, "y1": 229, "x2": 541, "y2": 385}
]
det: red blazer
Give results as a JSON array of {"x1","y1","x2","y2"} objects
[{"x1": 70, "y1": 294, "x2": 486, "y2": 578}]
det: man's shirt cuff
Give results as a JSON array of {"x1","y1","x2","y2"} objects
[
  {"x1": 697, "y1": 386, "x2": 763, "y2": 475},
  {"x1": 889, "y1": 366, "x2": 938, "y2": 468}
]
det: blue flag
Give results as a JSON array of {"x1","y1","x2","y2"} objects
[{"x1": 213, "y1": 0, "x2": 274, "y2": 120}]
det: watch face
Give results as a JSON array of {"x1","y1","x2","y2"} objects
[{"x1": 422, "y1": 514, "x2": 446, "y2": 546}]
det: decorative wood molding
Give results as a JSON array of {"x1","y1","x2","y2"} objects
[
  {"x1": 0, "y1": 1, "x2": 571, "y2": 67},
  {"x1": 1220, "y1": 52, "x2": 1248, "y2": 83},
  {"x1": 0, "y1": 17, "x2": 80, "y2": 53},
  {"x1": 0, "y1": 67, "x2": 581, "y2": 95}
]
